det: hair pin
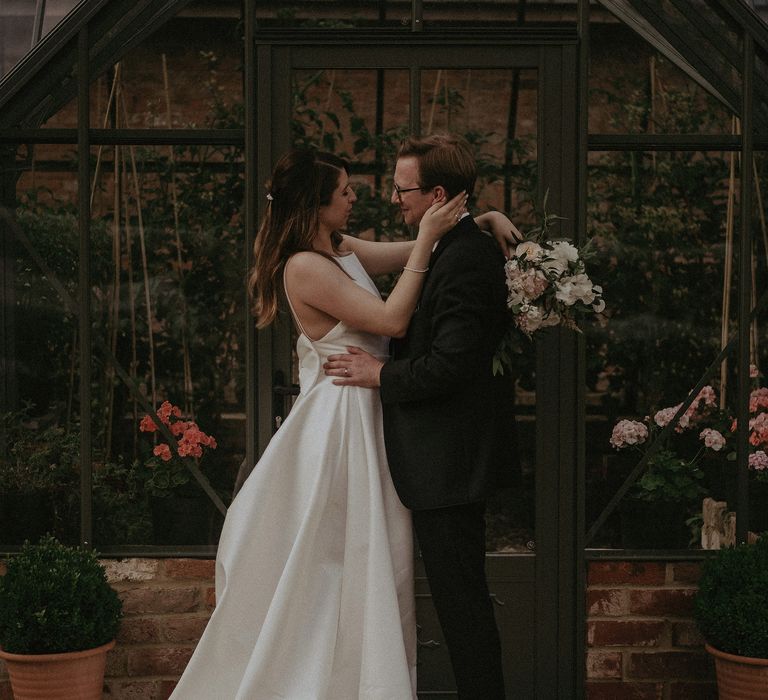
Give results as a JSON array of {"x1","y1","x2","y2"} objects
[{"x1": 266, "y1": 193, "x2": 274, "y2": 201}]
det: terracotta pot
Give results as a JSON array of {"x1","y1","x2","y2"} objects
[
  {"x1": 0, "y1": 639, "x2": 114, "y2": 699},
  {"x1": 706, "y1": 643, "x2": 768, "y2": 699}
]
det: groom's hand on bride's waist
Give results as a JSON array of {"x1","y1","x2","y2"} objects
[{"x1": 324, "y1": 346, "x2": 383, "y2": 388}]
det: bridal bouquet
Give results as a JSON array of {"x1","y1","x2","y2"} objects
[{"x1": 493, "y1": 202, "x2": 604, "y2": 375}]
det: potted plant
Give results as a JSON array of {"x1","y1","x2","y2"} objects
[
  {"x1": 695, "y1": 367, "x2": 768, "y2": 533},
  {"x1": 0, "y1": 535, "x2": 123, "y2": 699},
  {"x1": 137, "y1": 400, "x2": 219, "y2": 544},
  {"x1": 694, "y1": 535, "x2": 768, "y2": 696},
  {"x1": 608, "y1": 386, "x2": 718, "y2": 548}
]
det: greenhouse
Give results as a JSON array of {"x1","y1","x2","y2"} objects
[{"x1": 1, "y1": 0, "x2": 767, "y2": 697}]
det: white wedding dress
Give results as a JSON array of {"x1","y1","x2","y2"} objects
[{"x1": 170, "y1": 253, "x2": 417, "y2": 700}]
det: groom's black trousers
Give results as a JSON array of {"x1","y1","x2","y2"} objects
[{"x1": 413, "y1": 501, "x2": 506, "y2": 700}]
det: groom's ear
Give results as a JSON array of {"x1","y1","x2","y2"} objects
[{"x1": 432, "y1": 185, "x2": 448, "y2": 202}]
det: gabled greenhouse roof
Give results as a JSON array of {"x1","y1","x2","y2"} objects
[
  {"x1": 2, "y1": 0, "x2": 768, "y2": 132},
  {"x1": 597, "y1": 0, "x2": 768, "y2": 133},
  {"x1": 0, "y1": 0, "x2": 193, "y2": 130}
]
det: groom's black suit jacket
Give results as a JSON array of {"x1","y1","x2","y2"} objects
[{"x1": 379, "y1": 215, "x2": 518, "y2": 511}]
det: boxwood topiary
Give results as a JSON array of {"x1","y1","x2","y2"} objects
[
  {"x1": 0, "y1": 535, "x2": 122, "y2": 654},
  {"x1": 694, "y1": 535, "x2": 768, "y2": 659}
]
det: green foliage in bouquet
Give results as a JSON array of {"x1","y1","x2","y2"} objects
[
  {"x1": 0, "y1": 536, "x2": 122, "y2": 654},
  {"x1": 695, "y1": 536, "x2": 768, "y2": 658}
]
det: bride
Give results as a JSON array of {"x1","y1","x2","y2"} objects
[{"x1": 169, "y1": 149, "x2": 514, "y2": 699}]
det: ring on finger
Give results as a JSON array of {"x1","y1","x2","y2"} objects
[{"x1": 343, "y1": 367, "x2": 349, "y2": 376}]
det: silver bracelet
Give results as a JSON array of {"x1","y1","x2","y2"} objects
[{"x1": 403, "y1": 265, "x2": 429, "y2": 273}]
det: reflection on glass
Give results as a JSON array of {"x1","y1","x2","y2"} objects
[
  {"x1": 0, "y1": 0, "x2": 80, "y2": 78},
  {"x1": 423, "y1": 0, "x2": 569, "y2": 27},
  {"x1": 585, "y1": 149, "x2": 737, "y2": 549},
  {"x1": 85, "y1": 142, "x2": 245, "y2": 546},
  {"x1": 291, "y1": 67, "x2": 538, "y2": 552},
  {"x1": 40, "y1": 18, "x2": 244, "y2": 130},
  {"x1": 589, "y1": 28, "x2": 735, "y2": 135},
  {"x1": 257, "y1": 0, "x2": 409, "y2": 28},
  {"x1": 2, "y1": 145, "x2": 80, "y2": 545}
]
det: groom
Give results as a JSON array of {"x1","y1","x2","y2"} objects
[{"x1": 324, "y1": 133, "x2": 516, "y2": 699}]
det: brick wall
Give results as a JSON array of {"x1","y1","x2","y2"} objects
[
  {"x1": 586, "y1": 560, "x2": 717, "y2": 700},
  {"x1": 0, "y1": 557, "x2": 717, "y2": 698},
  {"x1": 0, "y1": 558, "x2": 216, "y2": 700}
]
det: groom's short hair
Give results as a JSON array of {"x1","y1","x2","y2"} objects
[{"x1": 397, "y1": 134, "x2": 476, "y2": 200}]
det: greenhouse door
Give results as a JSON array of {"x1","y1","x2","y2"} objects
[{"x1": 255, "y1": 36, "x2": 580, "y2": 699}]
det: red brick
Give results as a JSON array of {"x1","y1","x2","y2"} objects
[
  {"x1": 670, "y1": 563, "x2": 702, "y2": 585},
  {"x1": 164, "y1": 558, "x2": 215, "y2": 580},
  {"x1": 126, "y1": 647, "x2": 194, "y2": 676},
  {"x1": 588, "y1": 589, "x2": 630, "y2": 616},
  {"x1": 160, "y1": 680, "x2": 177, "y2": 699},
  {"x1": 588, "y1": 562, "x2": 666, "y2": 586},
  {"x1": 105, "y1": 646, "x2": 129, "y2": 677},
  {"x1": 117, "y1": 617, "x2": 163, "y2": 644},
  {"x1": 629, "y1": 589, "x2": 696, "y2": 617},
  {"x1": 669, "y1": 681, "x2": 718, "y2": 700},
  {"x1": 585, "y1": 681, "x2": 663, "y2": 699},
  {"x1": 119, "y1": 587, "x2": 201, "y2": 615},
  {"x1": 204, "y1": 586, "x2": 216, "y2": 609},
  {"x1": 628, "y1": 651, "x2": 714, "y2": 680},
  {"x1": 161, "y1": 614, "x2": 211, "y2": 642},
  {"x1": 586, "y1": 651, "x2": 623, "y2": 680},
  {"x1": 588, "y1": 620, "x2": 665, "y2": 647},
  {"x1": 104, "y1": 680, "x2": 164, "y2": 699},
  {"x1": 671, "y1": 621, "x2": 705, "y2": 648}
]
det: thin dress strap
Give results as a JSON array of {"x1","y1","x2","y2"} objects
[{"x1": 282, "y1": 259, "x2": 311, "y2": 339}]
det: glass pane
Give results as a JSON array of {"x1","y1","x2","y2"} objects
[
  {"x1": 291, "y1": 66, "x2": 538, "y2": 553},
  {"x1": 88, "y1": 142, "x2": 245, "y2": 547},
  {"x1": 589, "y1": 22, "x2": 736, "y2": 135},
  {"x1": 423, "y1": 0, "x2": 576, "y2": 28},
  {"x1": 2, "y1": 144, "x2": 81, "y2": 545},
  {"x1": 41, "y1": 15, "x2": 244, "y2": 129},
  {"x1": 745, "y1": 153, "x2": 768, "y2": 536},
  {"x1": 257, "y1": 1, "x2": 409, "y2": 28},
  {"x1": 585, "y1": 149, "x2": 734, "y2": 549},
  {"x1": 0, "y1": 0, "x2": 79, "y2": 78}
]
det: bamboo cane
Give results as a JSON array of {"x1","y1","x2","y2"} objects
[
  {"x1": 119, "y1": 91, "x2": 157, "y2": 410},
  {"x1": 720, "y1": 116, "x2": 738, "y2": 408},
  {"x1": 444, "y1": 70, "x2": 450, "y2": 132},
  {"x1": 104, "y1": 140, "x2": 121, "y2": 458},
  {"x1": 161, "y1": 54, "x2": 195, "y2": 417},
  {"x1": 90, "y1": 64, "x2": 121, "y2": 209},
  {"x1": 122, "y1": 155, "x2": 139, "y2": 457},
  {"x1": 315, "y1": 70, "x2": 336, "y2": 147},
  {"x1": 427, "y1": 70, "x2": 441, "y2": 135},
  {"x1": 751, "y1": 156, "x2": 766, "y2": 364}
]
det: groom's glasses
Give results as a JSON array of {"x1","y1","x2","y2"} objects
[{"x1": 393, "y1": 183, "x2": 426, "y2": 200}]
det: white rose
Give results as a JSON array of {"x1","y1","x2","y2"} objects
[
  {"x1": 556, "y1": 273, "x2": 595, "y2": 306},
  {"x1": 541, "y1": 241, "x2": 579, "y2": 276}
]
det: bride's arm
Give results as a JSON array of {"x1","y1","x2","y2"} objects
[
  {"x1": 286, "y1": 194, "x2": 466, "y2": 338},
  {"x1": 339, "y1": 235, "x2": 415, "y2": 277},
  {"x1": 341, "y1": 210, "x2": 524, "y2": 275},
  {"x1": 475, "y1": 211, "x2": 524, "y2": 257}
]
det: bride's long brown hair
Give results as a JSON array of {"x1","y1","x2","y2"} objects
[{"x1": 248, "y1": 149, "x2": 349, "y2": 327}]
